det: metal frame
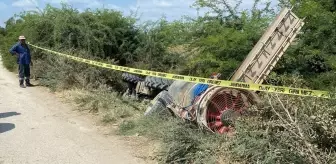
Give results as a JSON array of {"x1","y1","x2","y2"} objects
[{"x1": 230, "y1": 7, "x2": 304, "y2": 84}]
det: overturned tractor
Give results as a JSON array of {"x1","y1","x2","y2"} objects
[{"x1": 123, "y1": 7, "x2": 305, "y2": 134}]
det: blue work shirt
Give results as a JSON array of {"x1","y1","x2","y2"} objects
[{"x1": 9, "y1": 42, "x2": 31, "y2": 65}]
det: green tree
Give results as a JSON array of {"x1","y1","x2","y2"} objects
[
  {"x1": 275, "y1": 0, "x2": 336, "y2": 90},
  {"x1": 184, "y1": 0, "x2": 275, "y2": 78}
]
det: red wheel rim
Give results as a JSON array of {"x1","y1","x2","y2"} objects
[{"x1": 206, "y1": 90, "x2": 248, "y2": 134}]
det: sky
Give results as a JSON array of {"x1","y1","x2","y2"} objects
[{"x1": 0, "y1": 0, "x2": 279, "y2": 27}]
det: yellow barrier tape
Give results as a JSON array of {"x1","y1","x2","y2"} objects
[{"x1": 28, "y1": 43, "x2": 336, "y2": 99}]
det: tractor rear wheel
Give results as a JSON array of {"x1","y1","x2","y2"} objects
[
  {"x1": 122, "y1": 72, "x2": 143, "y2": 83},
  {"x1": 145, "y1": 76, "x2": 174, "y2": 90}
]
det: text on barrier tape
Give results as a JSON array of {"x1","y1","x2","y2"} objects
[{"x1": 28, "y1": 43, "x2": 336, "y2": 99}]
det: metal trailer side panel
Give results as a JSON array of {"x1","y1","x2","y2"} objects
[{"x1": 230, "y1": 7, "x2": 304, "y2": 84}]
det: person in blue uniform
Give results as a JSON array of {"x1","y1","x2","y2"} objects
[{"x1": 9, "y1": 35, "x2": 33, "y2": 88}]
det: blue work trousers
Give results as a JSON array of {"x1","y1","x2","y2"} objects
[{"x1": 19, "y1": 64, "x2": 30, "y2": 80}]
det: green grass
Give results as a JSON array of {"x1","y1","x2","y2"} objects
[
  {"x1": 59, "y1": 88, "x2": 147, "y2": 124},
  {"x1": 118, "y1": 116, "x2": 238, "y2": 164},
  {"x1": 117, "y1": 93, "x2": 336, "y2": 164},
  {"x1": 59, "y1": 85, "x2": 336, "y2": 164}
]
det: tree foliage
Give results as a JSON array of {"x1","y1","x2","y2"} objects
[{"x1": 275, "y1": 0, "x2": 336, "y2": 89}]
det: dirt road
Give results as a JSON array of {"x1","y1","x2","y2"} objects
[{"x1": 0, "y1": 59, "x2": 146, "y2": 164}]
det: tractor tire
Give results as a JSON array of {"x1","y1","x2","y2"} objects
[
  {"x1": 122, "y1": 72, "x2": 143, "y2": 83},
  {"x1": 144, "y1": 91, "x2": 173, "y2": 117},
  {"x1": 144, "y1": 76, "x2": 174, "y2": 90}
]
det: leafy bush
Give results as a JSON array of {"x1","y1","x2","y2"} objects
[
  {"x1": 0, "y1": 4, "x2": 184, "y2": 91},
  {"x1": 119, "y1": 116, "x2": 237, "y2": 164},
  {"x1": 119, "y1": 93, "x2": 336, "y2": 164},
  {"x1": 0, "y1": 52, "x2": 17, "y2": 72}
]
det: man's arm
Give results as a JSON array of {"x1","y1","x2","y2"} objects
[{"x1": 9, "y1": 44, "x2": 19, "y2": 56}]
